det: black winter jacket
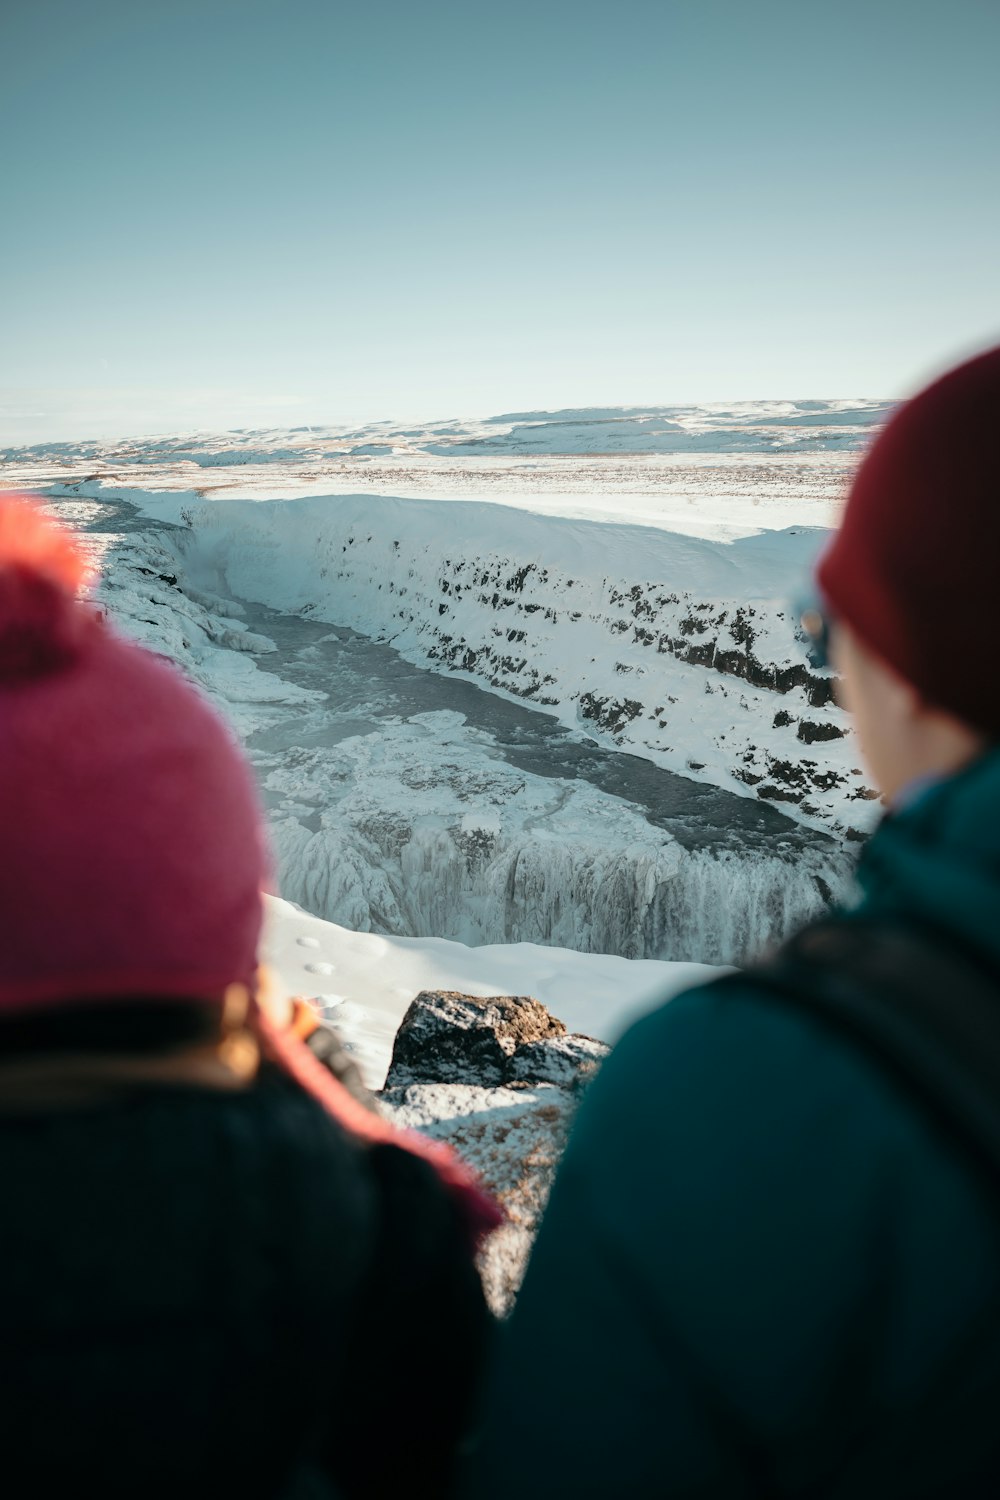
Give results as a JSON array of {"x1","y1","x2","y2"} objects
[{"x1": 0, "y1": 1067, "x2": 491, "y2": 1499}]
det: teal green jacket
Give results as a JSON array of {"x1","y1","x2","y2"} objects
[{"x1": 467, "y1": 752, "x2": 1000, "y2": 1498}]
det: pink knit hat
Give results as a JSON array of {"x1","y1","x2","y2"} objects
[
  {"x1": 0, "y1": 494, "x2": 269, "y2": 1012},
  {"x1": 0, "y1": 496, "x2": 503, "y2": 1246}
]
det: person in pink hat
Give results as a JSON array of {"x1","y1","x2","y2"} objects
[
  {"x1": 0, "y1": 496, "x2": 499, "y2": 1500},
  {"x1": 467, "y1": 345, "x2": 1000, "y2": 1499}
]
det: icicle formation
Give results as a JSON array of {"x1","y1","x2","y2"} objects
[{"x1": 0, "y1": 494, "x2": 95, "y2": 681}]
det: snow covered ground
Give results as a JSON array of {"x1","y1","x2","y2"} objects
[{"x1": 261, "y1": 894, "x2": 716, "y2": 1091}]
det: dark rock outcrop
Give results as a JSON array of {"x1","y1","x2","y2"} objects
[
  {"x1": 578, "y1": 692, "x2": 644, "y2": 737},
  {"x1": 797, "y1": 718, "x2": 846, "y2": 743},
  {"x1": 379, "y1": 990, "x2": 611, "y2": 1314},
  {"x1": 507, "y1": 1033, "x2": 609, "y2": 1087},
  {"x1": 384, "y1": 990, "x2": 609, "y2": 1091}
]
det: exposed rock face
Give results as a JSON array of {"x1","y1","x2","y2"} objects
[
  {"x1": 797, "y1": 718, "x2": 847, "y2": 744},
  {"x1": 380, "y1": 1080, "x2": 576, "y2": 1317},
  {"x1": 506, "y1": 1033, "x2": 609, "y2": 1088},
  {"x1": 385, "y1": 990, "x2": 570, "y2": 1089},
  {"x1": 378, "y1": 990, "x2": 610, "y2": 1314}
]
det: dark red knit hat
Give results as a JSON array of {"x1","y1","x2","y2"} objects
[
  {"x1": 817, "y1": 344, "x2": 1000, "y2": 735},
  {"x1": 0, "y1": 494, "x2": 269, "y2": 1012}
]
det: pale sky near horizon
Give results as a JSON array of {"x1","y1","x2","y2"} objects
[{"x1": 2, "y1": 0, "x2": 998, "y2": 443}]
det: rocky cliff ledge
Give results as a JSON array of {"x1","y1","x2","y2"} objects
[{"x1": 378, "y1": 990, "x2": 609, "y2": 1315}]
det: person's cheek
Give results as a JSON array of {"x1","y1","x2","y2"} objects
[{"x1": 828, "y1": 625, "x2": 854, "y2": 714}]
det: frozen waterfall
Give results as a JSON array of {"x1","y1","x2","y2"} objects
[{"x1": 269, "y1": 814, "x2": 854, "y2": 967}]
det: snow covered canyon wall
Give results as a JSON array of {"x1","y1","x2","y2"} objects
[{"x1": 168, "y1": 492, "x2": 878, "y2": 839}]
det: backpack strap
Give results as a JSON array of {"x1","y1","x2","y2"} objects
[
  {"x1": 716, "y1": 918, "x2": 1000, "y2": 1496},
  {"x1": 746, "y1": 917, "x2": 1000, "y2": 1194}
]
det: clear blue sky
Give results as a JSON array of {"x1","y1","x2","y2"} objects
[{"x1": 2, "y1": 0, "x2": 998, "y2": 441}]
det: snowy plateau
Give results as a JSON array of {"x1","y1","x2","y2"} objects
[{"x1": 1, "y1": 400, "x2": 887, "y2": 1071}]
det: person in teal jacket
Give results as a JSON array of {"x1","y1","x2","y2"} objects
[{"x1": 467, "y1": 347, "x2": 1000, "y2": 1499}]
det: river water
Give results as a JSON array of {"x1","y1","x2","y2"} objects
[{"x1": 244, "y1": 599, "x2": 832, "y2": 861}]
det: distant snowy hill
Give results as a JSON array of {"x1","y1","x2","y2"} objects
[
  {"x1": 420, "y1": 402, "x2": 891, "y2": 457},
  {"x1": 1, "y1": 397, "x2": 891, "y2": 467}
]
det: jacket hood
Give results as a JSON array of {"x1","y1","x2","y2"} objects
[{"x1": 856, "y1": 747, "x2": 1000, "y2": 971}]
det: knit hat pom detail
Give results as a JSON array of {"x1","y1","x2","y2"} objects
[{"x1": 0, "y1": 495, "x2": 95, "y2": 680}]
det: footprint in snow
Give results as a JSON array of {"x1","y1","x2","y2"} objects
[
  {"x1": 304, "y1": 960, "x2": 336, "y2": 975},
  {"x1": 296, "y1": 936, "x2": 322, "y2": 949},
  {"x1": 316, "y1": 993, "x2": 346, "y2": 1009}
]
